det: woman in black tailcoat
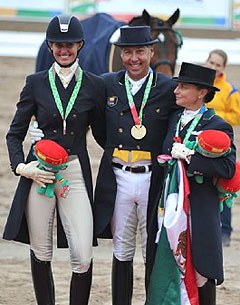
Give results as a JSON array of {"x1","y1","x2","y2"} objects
[
  {"x1": 146, "y1": 62, "x2": 236, "y2": 305},
  {"x1": 3, "y1": 15, "x2": 106, "y2": 305}
]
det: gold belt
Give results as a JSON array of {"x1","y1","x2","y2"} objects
[{"x1": 113, "y1": 148, "x2": 151, "y2": 163}]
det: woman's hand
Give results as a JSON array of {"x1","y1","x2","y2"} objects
[
  {"x1": 16, "y1": 161, "x2": 55, "y2": 187},
  {"x1": 171, "y1": 143, "x2": 195, "y2": 164}
]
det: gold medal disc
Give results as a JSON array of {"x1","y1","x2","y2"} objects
[{"x1": 131, "y1": 124, "x2": 147, "y2": 140}]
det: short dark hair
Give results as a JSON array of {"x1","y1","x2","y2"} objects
[{"x1": 196, "y1": 85, "x2": 216, "y2": 103}]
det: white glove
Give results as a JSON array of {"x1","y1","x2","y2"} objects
[
  {"x1": 171, "y1": 143, "x2": 195, "y2": 164},
  {"x1": 29, "y1": 120, "x2": 44, "y2": 143},
  {"x1": 16, "y1": 161, "x2": 55, "y2": 187}
]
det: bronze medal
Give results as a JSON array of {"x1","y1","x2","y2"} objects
[{"x1": 131, "y1": 124, "x2": 147, "y2": 139}]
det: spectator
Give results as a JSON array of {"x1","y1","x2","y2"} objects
[{"x1": 206, "y1": 49, "x2": 240, "y2": 246}]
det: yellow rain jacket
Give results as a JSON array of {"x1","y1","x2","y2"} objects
[{"x1": 207, "y1": 73, "x2": 240, "y2": 126}]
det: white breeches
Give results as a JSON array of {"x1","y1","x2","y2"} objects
[
  {"x1": 111, "y1": 167, "x2": 152, "y2": 262},
  {"x1": 25, "y1": 158, "x2": 93, "y2": 273}
]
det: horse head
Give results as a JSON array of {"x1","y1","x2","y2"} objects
[{"x1": 129, "y1": 9, "x2": 183, "y2": 76}]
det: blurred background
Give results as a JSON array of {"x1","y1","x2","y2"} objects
[
  {"x1": 0, "y1": 1, "x2": 239, "y2": 304},
  {"x1": 0, "y1": 0, "x2": 240, "y2": 69}
]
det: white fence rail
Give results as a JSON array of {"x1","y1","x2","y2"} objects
[{"x1": 0, "y1": 31, "x2": 239, "y2": 65}]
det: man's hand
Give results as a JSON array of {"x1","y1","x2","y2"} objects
[
  {"x1": 16, "y1": 161, "x2": 55, "y2": 187},
  {"x1": 171, "y1": 143, "x2": 195, "y2": 164},
  {"x1": 29, "y1": 120, "x2": 44, "y2": 143}
]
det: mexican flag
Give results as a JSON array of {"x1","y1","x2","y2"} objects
[{"x1": 146, "y1": 160, "x2": 199, "y2": 305}]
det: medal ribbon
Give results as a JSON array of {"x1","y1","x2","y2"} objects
[
  {"x1": 175, "y1": 104, "x2": 207, "y2": 143},
  {"x1": 48, "y1": 66, "x2": 83, "y2": 135},
  {"x1": 125, "y1": 68, "x2": 153, "y2": 125}
]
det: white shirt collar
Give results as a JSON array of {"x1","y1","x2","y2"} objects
[
  {"x1": 181, "y1": 107, "x2": 201, "y2": 127},
  {"x1": 128, "y1": 73, "x2": 149, "y2": 95},
  {"x1": 54, "y1": 60, "x2": 79, "y2": 88}
]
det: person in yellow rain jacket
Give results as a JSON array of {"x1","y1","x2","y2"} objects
[
  {"x1": 206, "y1": 49, "x2": 240, "y2": 126},
  {"x1": 206, "y1": 49, "x2": 240, "y2": 247}
]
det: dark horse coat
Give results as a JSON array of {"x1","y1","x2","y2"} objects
[
  {"x1": 3, "y1": 68, "x2": 106, "y2": 247},
  {"x1": 146, "y1": 108, "x2": 236, "y2": 285},
  {"x1": 94, "y1": 70, "x2": 178, "y2": 239}
]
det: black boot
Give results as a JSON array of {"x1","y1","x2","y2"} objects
[
  {"x1": 198, "y1": 279, "x2": 216, "y2": 305},
  {"x1": 70, "y1": 262, "x2": 92, "y2": 305},
  {"x1": 30, "y1": 250, "x2": 55, "y2": 305},
  {"x1": 145, "y1": 263, "x2": 150, "y2": 297},
  {"x1": 112, "y1": 256, "x2": 133, "y2": 305}
]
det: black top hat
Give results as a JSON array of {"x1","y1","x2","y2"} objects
[
  {"x1": 113, "y1": 26, "x2": 158, "y2": 47},
  {"x1": 173, "y1": 62, "x2": 220, "y2": 91}
]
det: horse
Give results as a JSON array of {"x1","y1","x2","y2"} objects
[{"x1": 35, "y1": 9, "x2": 182, "y2": 77}]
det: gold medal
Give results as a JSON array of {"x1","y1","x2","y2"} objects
[{"x1": 131, "y1": 124, "x2": 147, "y2": 139}]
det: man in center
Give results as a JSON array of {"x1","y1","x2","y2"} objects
[{"x1": 94, "y1": 26, "x2": 178, "y2": 305}]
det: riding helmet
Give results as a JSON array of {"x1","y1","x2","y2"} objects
[{"x1": 46, "y1": 14, "x2": 84, "y2": 43}]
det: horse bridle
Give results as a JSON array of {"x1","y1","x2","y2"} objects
[{"x1": 150, "y1": 27, "x2": 183, "y2": 74}]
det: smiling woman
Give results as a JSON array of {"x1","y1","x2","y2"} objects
[
  {"x1": 3, "y1": 14, "x2": 107, "y2": 305},
  {"x1": 46, "y1": 14, "x2": 85, "y2": 68},
  {"x1": 49, "y1": 42, "x2": 83, "y2": 67}
]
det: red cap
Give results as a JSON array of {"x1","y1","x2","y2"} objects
[
  {"x1": 35, "y1": 140, "x2": 68, "y2": 165},
  {"x1": 197, "y1": 130, "x2": 231, "y2": 158},
  {"x1": 218, "y1": 161, "x2": 240, "y2": 193}
]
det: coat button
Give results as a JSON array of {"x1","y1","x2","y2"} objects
[
  {"x1": 193, "y1": 171, "x2": 202, "y2": 175},
  {"x1": 136, "y1": 145, "x2": 141, "y2": 150},
  {"x1": 70, "y1": 131, "x2": 75, "y2": 136},
  {"x1": 72, "y1": 114, "x2": 77, "y2": 119},
  {"x1": 53, "y1": 129, "x2": 57, "y2": 133},
  {"x1": 119, "y1": 144, "x2": 123, "y2": 149},
  {"x1": 52, "y1": 113, "x2": 58, "y2": 118},
  {"x1": 118, "y1": 128, "x2": 123, "y2": 133},
  {"x1": 67, "y1": 148, "x2": 71, "y2": 154},
  {"x1": 120, "y1": 112, "x2": 124, "y2": 116},
  {"x1": 156, "y1": 108, "x2": 161, "y2": 113}
]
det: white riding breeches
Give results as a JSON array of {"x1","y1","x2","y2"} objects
[
  {"x1": 25, "y1": 158, "x2": 93, "y2": 273},
  {"x1": 111, "y1": 167, "x2": 152, "y2": 262}
]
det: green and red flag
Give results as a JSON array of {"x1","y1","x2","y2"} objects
[{"x1": 146, "y1": 160, "x2": 199, "y2": 305}]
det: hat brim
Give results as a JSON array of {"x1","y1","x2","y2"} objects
[
  {"x1": 172, "y1": 76, "x2": 220, "y2": 91},
  {"x1": 47, "y1": 38, "x2": 84, "y2": 43},
  {"x1": 113, "y1": 39, "x2": 158, "y2": 47}
]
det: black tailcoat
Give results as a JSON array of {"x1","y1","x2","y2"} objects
[
  {"x1": 3, "y1": 68, "x2": 106, "y2": 247},
  {"x1": 94, "y1": 70, "x2": 178, "y2": 238},
  {"x1": 146, "y1": 108, "x2": 236, "y2": 284}
]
